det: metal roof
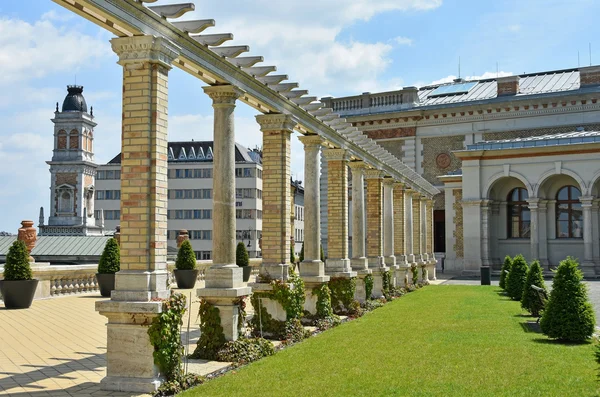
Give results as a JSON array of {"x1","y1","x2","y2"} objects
[
  {"x1": 467, "y1": 130, "x2": 600, "y2": 151},
  {"x1": 0, "y1": 236, "x2": 111, "y2": 258}
]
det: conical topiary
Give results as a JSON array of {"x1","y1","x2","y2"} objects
[
  {"x1": 290, "y1": 244, "x2": 295, "y2": 264},
  {"x1": 175, "y1": 240, "x2": 196, "y2": 270},
  {"x1": 4, "y1": 240, "x2": 33, "y2": 281},
  {"x1": 521, "y1": 260, "x2": 547, "y2": 316},
  {"x1": 540, "y1": 257, "x2": 595, "y2": 342},
  {"x1": 299, "y1": 241, "x2": 304, "y2": 263},
  {"x1": 499, "y1": 255, "x2": 512, "y2": 290},
  {"x1": 506, "y1": 254, "x2": 528, "y2": 301},
  {"x1": 236, "y1": 242, "x2": 249, "y2": 267},
  {"x1": 98, "y1": 238, "x2": 120, "y2": 274}
]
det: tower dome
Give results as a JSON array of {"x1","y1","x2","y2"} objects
[{"x1": 61, "y1": 85, "x2": 88, "y2": 112}]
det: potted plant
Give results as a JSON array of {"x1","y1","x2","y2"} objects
[
  {"x1": 97, "y1": 238, "x2": 120, "y2": 297},
  {"x1": 174, "y1": 240, "x2": 199, "y2": 289},
  {"x1": 0, "y1": 240, "x2": 38, "y2": 309},
  {"x1": 236, "y1": 242, "x2": 251, "y2": 282}
]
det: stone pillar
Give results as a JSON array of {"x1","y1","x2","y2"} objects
[
  {"x1": 256, "y1": 114, "x2": 296, "y2": 281},
  {"x1": 393, "y1": 182, "x2": 408, "y2": 286},
  {"x1": 527, "y1": 198, "x2": 540, "y2": 263},
  {"x1": 365, "y1": 169, "x2": 388, "y2": 297},
  {"x1": 323, "y1": 148, "x2": 355, "y2": 278},
  {"x1": 481, "y1": 200, "x2": 492, "y2": 266},
  {"x1": 420, "y1": 197, "x2": 428, "y2": 263},
  {"x1": 383, "y1": 178, "x2": 397, "y2": 268},
  {"x1": 592, "y1": 200, "x2": 600, "y2": 266},
  {"x1": 298, "y1": 135, "x2": 329, "y2": 313},
  {"x1": 95, "y1": 35, "x2": 179, "y2": 393},
  {"x1": 348, "y1": 161, "x2": 370, "y2": 301},
  {"x1": 411, "y1": 191, "x2": 422, "y2": 264},
  {"x1": 425, "y1": 198, "x2": 436, "y2": 280},
  {"x1": 197, "y1": 85, "x2": 251, "y2": 342},
  {"x1": 405, "y1": 189, "x2": 415, "y2": 264},
  {"x1": 490, "y1": 202, "x2": 500, "y2": 268},
  {"x1": 538, "y1": 199, "x2": 549, "y2": 267},
  {"x1": 581, "y1": 196, "x2": 595, "y2": 276}
]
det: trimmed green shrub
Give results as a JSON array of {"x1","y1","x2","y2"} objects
[
  {"x1": 290, "y1": 244, "x2": 295, "y2": 265},
  {"x1": 540, "y1": 257, "x2": 595, "y2": 342},
  {"x1": 4, "y1": 240, "x2": 33, "y2": 281},
  {"x1": 299, "y1": 241, "x2": 304, "y2": 262},
  {"x1": 98, "y1": 238, "x2": 120, "y2": 274},
  {"x1": 236, "y1": 242, "x2": 249, "y2": 267},
  {"x1": 216, "y1": 338, "x2": 274, "y2": 365},
  {"x1": 521, "y1": 260, "x2": 547, "y2": 316},
  {"x1": 499, "y1": 255, "x2": 512, "y2": 290},
  {"x1": 506, "y1": 254, "x2": 528, "y2": 300},
  {"x1": 175, "y1": 240, "x2": 196, "y2": 270}
]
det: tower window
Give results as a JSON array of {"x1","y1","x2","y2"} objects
[
  {"x1": 69, "y1": 130, "x2": 79, "y2": 149},
  {"x1": 57, "y1": 130, "x2": 67, "y2": 149},
  {"x1": 59, "y1": 190, "x2": 73, "y2": 213}
]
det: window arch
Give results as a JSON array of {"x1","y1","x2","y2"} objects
[
  {"x1": 57, "y1": 130, "x2": 67, "y2": 149},
  {"x1": 69, "y1": 129, "x2": 79, "y2": 149},
  {"x1": 556, "y1": 186, "x2": 583, "y2": 238},
  {"x1": 59, "y1": 190, "x2": 73, "y2": 213},
  {"x1": 507, "y1": 187, "x2": 530, "y2": 238}
]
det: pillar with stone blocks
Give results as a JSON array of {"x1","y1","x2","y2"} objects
[
  {"x1": 256, "y1": 114, "x2": 295, "y2": 281},
  {"x1": 323, "y1": 148, "x2": 356, "y2": 278},
  {"x1": 298, "y1": 135, "x2": 330, "y2": 314},
  {"x1": 365, "y1": 169, "x2": 388, "y2": 297},
  {"x1": 393, "y1": 182, "x2": 408, "y2": 286},
  {"x1": 425, "y1": 198, "x2": 436, "y2": 280},
  {"x1": 404, "y1": 189, "x2": 415, "y2": 265},
  {"x1": 383, "y1": 178, "x2": 398, "y2": 287},
  {"x1": 197, "y1": 85, "x2": 251, "y2": 342},
  {"x1": 348, "y1": 161, "x2": 371, "y2": 301},
  {"x1": 412, "y1": 192, "x2": 423, "y2": 265},
  {"x1": 95, "y1": 35, "x2": 178, "y2": 393}
]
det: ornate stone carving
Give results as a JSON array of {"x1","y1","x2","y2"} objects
[
  {"x1": 322, "y1": 148, "x2": 350, "y2": 162},
  {"x1": 111, "y1": 35, "x2": 181, "y2": 70},
  {"x1": 203, "y1": 85, "x2": 244, "y2": 105},
  {"x1": 365, "y1": 127, "x2": 416, "y2": 140},
  {"x1": 55, "y1": 173, "x2": 77, "y2": 187},
  {"x1": 436, "y1": 152, "x2": 452, "y2": 169},
  {"x1": 177, "y1": 229, "x2": 189, "y2": 248},
  {"x1": 364, "y1": 169, "x2": 384, "y2": 179},
  {"x1": 297, "y1": 134, "x2": 324, "y2": 148},
  {"x1": 256, "y1": 113, "x2": 297, "y2": 132},
  {"x1": 18, "y1": 220, "x2": 36, "y2": 261}
]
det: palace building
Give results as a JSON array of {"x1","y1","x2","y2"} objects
[{"x1": 325, "y1": 66, "x2": 600, "y2": 275}]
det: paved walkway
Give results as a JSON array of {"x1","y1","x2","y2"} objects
[{"x1": 0, "y1": 285, "x2": 229, "y2": 397}]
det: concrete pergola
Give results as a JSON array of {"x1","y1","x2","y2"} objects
[{"x1": 53, "y1": 0, "x2": 440, "y2": 392}]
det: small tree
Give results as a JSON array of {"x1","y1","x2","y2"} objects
[
  {"x1": 98, "y1": 238, "x2": 120, "y2": 274},
  {"x1": 175, "y1": 240, "x2": 196, "y2": 270},
  {"x1": 236, "y1": 242, "x2": 249, "y2": 267},
  {"x1": 521, "y1": 260, "x2": 547, "y2": 316},
  {"x1": 506, "y1": 254, "x2": 528, "y2": 301},
  {"x1": 499, "y1": 255, "x2": 512, "y2": 290},
  {"x1": 540, "y1": 257, "x2": 595, "y2": 342},
  {"x1": 4, "y1": 240, "x2": 33, "y2": 281},
  {"x1": 299, "y1": 241, "x2": 305, "y2": 263}
]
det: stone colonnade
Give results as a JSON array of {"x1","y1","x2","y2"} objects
[{"x1": 97, "y1": 33, "x2": 436, "y2": 393}]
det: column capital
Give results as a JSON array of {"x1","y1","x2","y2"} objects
[
  {"x1": 348, "y1": 160, "x2": 368, "y2": 170},
  {"x1": 383, "y1": 177, "x2": 396, "y2": 186},
  {"x1": 424, "y1": 198, "x2": 434, "y2": 206},
  {"x1": 111, "y1": 35, "x2": 180, "y2": 70},
  {"x1": 393, "y1": 181, "x2": 405, "y2": 190},
  {"x1": 203, "y1": 85, "x2": 244, "y2": 105},
  {"x1": 298, "y1": 134, "x2": 324, "y2": 147},
  {"x1": 322, "y1": 148, "x2": 350, "y2": 162},
  {"x1": 256, "y1": 113, "x2": 297, "y2": 133},
  {"x1": 364, "y1": 169, "x2": 384, "y2": 179},
  {"x1": 411, "y1": 191, "x2": 422, "y2": 199},
  {"x1": 461, "y1": 199, "x2": 483, "y2": 207},
  {"x1": 580, "y1": 196, "x2": 595, "y2": 206}
]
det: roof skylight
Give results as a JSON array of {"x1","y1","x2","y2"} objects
[{"x1": 428, "y1": 81, "x2": 477, "y2": 98}]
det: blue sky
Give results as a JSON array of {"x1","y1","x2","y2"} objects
[{"x1": 0, "y1": 0, "x2": 599, "y2": 233}]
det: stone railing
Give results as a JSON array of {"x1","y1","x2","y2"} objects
[{"x1": 321, "y1": 88, "x2": 420, "y2": 115}]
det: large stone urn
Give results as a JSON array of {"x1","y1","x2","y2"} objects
[{"x1": 17, "y1": 220, "x2": 36, "y2": 262}]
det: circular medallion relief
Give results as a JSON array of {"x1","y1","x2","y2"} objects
[{"x1": 436, "y1": 153, "x2": 452, "y2": 169}]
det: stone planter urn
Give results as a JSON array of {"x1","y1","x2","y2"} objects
[{"x1": 17, "y1": 220, "x2": 36, "y2": 262}]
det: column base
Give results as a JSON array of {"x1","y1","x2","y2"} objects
[
  {"x1": 325, "y1": 258, "x2": 355, "y2": 277},
  {"x1": 367, "y1": 256, "x2": 385, "y2": 268},
  {"x1": 395, "y1": 255, "x2": 408, "y2": 266},
  {"x1": 303, "y1": 280, "x2": 330, "y2": 315},
  {"x1": 299, "y1": 260, "x2": 326, "y2": 279},
  {"x1": 259, "y1": 263, "x2": 290, "y2": 281},
  {"x1": 350, "y1": 257, "x2": 369, "y2": 272},
  {"x1": 384, "y1": 255, "x2": 397, "y2": 267},
  {"x1": 112, "y1": 270, "x2": 170, "y2": 301},
  {"x1": 95, "y1": 300, "x2": 164, "y2": 393},
  {"x1": 354, "y1": 271, "x2": 372, "y2": 303},
  {"x1": 371, "y1": 267, "x2": 390, "y2": 298},
  {"x1": 204, "y1": 266, "x2": 245, "y2": 289},
  {"x1": 396, "y1": 266, "x2": 409, "y2": 288},
  {"x1": 406, "y1": 254, "x2": 415, "y2": 264},
  {"x1": 197, "y1": 286, "x2": 252, "y2": 341},
  {"x1": 582, "y1": 261, "x2": 596, "y2": 278}
]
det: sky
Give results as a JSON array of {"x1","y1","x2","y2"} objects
[{"x1": 0, "y1": 0, "x2": 599, "y2": 233}]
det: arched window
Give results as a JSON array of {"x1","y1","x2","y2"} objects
[
  {"x1": 507, "y1": 187, "x2": 530, "y2": 238},
  {"x1": 59, "y1": 190, "x2": 73, "y2": 213},
  {"x1": 57, "y1": 130, "x2": 67, "y2": 149},
  {"x1": 556, "y1": 186, "x2": 583, "y2": 238},
  {"x1": 69, "y1": 130, "x2": 79, "y2": 149}
]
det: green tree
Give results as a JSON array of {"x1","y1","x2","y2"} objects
[
  {"x1": 499, "y1": 255, "x2": 512, "y2": 290},
  {"x1": 299, "y1": 241, "x2": 305, "y2": 262},
  {"x1": 540, "y1": 257, "x2": 595, "y2": 342},
  {"x1": 236, "y1": 242, "x2": 249, "y2": 267},
  {"x1": 290, "y1": 244, "x2": 296, "y2": 264},
  {"x1": 4, "y1": 240, "x2": 32, "y2": 281},
  {"x1": 506, "y1": 254, "x2": 528, "y2": 301},
  {"x1": 175, "y1": 240, "x2": 196, "y2": 270},
  {"x1": 98, "y1": 238, "x2": 120, "y2": 274},
  {"x1": 520, "y1": 260, "x2": 547, "y2": 316}
]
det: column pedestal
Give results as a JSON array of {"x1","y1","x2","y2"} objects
[{"x1": 354, "y1": 270, "x2": 372, "y2": 303}]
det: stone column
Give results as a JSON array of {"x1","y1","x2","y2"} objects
[
  {"x1": 592, "y1": 200, "x2": 600, "y2": 266},
  {"x1": 404, "y1": 189, "x2": 415, "y2": 264},
  {"x1": 481, "y1": 200, "x2": 492, "y2": 266},
  {"x1": 197, "y1": 85, "x2": 251, "y2": 342},
  {"x1": 256, "y1": 114, "x2": 296, "y2": 281},
  {"x1": 95, "y1": 35, "x2": 179, "y2": 393},
  {"x1": 393, "y1": 182, "x2": 406, "y2": 264},
  {"x1": 538, "y1": 200, "x2": 549, "y2": 267},
  {"x1": 348, "y1": 161, "x2": 368, "y2": 271},
  {"x1": 365, "y1": 169, "x2": 388, "y2": 297},
  {"x1": 581, "y1": 196, "x2": 595, "y2": 276},
  {"x1": 323, "y1": 148, "x2": 355, "y2": 278},
  {"x1": 425, "y1": 198, "x2": 436, "y2": 280},
  {"x1": 411, "y1": 191, "x2": 422, "y2": 264},
  {"x1": 298, "y1": 135, "x2": 329, "y2": 313},
  {"x1": 420, "y1": 197, "x2": 429, "y2": 263},
  {"x1": 383, "y1": 178, "x2": 397, "y2": 268},
  {"x1": 490, "y1": 202, "x2": 500, "y2": 268},
  {"x1": 527, "y1": 198, "x2": 540, "y2": 263}
]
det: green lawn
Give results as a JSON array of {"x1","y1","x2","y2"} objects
[{"x1": 182, "y1": 286, "x2": 599, "y2": 397}]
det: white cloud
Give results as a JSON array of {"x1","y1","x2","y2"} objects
[
  {"x1": 428, "y1": 71, "x2": 513, "y2": 86},
  {"x1": 392, "y1": 36, "x2": 414, "y2": 46}
]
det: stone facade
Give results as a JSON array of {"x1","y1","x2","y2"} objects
[
  {"x1": 365, "y1": 170, "x2": 384, "y2": 264},
  {"x1": 411, "y1": 193, "x2": 421, "y2": 259},
  {"x1": 364, "y1": 127, "x2": 416, "y2": 140},
  {"x1": 393, "y1": 183, "x2": 405, "y2": 258},
  {"x1": 421, "y1": 135, "x2": 464, "y2": 185},
  {"x1": 324, "y1": 149, "x2": 349, "y2": 261},
  {"x1": 453, "y1": 189, "x2": 463, "y2": 259},
  {"x1": 482, "y1": 123, "x2": 600, "y2": 141}
]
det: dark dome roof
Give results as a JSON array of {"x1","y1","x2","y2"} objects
[{"x1": 61, "y1": 85, "x2": 88, "y2": 112}]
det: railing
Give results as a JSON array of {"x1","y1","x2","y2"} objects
[{"x1": 321, "y1": 88, "x2": 421, "y2": 115}]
